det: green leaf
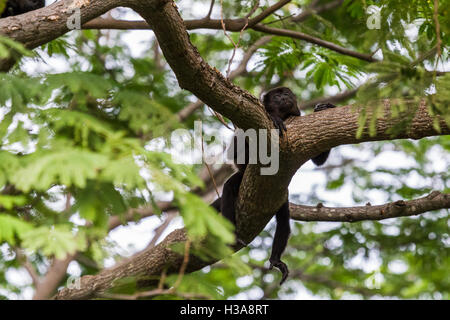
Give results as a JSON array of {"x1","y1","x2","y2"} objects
[
  {"x1": 22, "y1": 225, "x2": 87, "y2": 259},
  {"x1": 12, "y1": 148, "x2": 109, "y2": 192},
  {"x1": 0, "y1": 214, "x2": 32, "y2": 244}
]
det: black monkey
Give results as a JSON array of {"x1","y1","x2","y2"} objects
[
  {"x1": 1, "y1": 0, "x2": 45, "y2": 18},
  {"x1": 211, "y1": 87, "x2": 335, "y2": 284}
]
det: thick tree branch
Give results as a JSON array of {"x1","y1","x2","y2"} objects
[
  {"x1": 290, "y1": 191, "x2": 450, "y2": 222},
  {"x1": 14, "y1": 248, "x2": 40, "y2": 287},
  {"x1": 33, "y1": 254, "x2": 75, "y2": 300},
  {"x1": 0, "y1": 0, "x2": 127, "y2": 71},
  {"x1": 286, "y1": 99, "x2": 450, "y2": 160},
  {"x1": 107, "y1": 202, "x2": 173, "y2": 230}
]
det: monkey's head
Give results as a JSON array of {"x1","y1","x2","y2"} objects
[
  {"x1": 1, "y1": 0, "x2": 45, "y2": 18},
  {"x1": 263, "y1": 87, "x2": 300, "y2": 120},
  {"x1": 19, "y1": 0, "x2": 45, "y2": 11}
]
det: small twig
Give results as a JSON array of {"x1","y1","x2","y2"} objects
[
  {"x1": 410, "y1": 46, "x2": 437, "y2": 67},
  {"x1": 14, "y1": 248, "x2": 40, "y2": 287},
  {"x1": 153, "y1": 38, "x2": 163, "y2": 71},
  {"x1": 207, "y1": 106, "x2": 233, "y2": 130},
  {"x1": 178, "y1": 36, "x2": 272, "y2": 121},
  {"x1": 433, "y1": 0, "x2": 441, "y2": 58},
  {"x1": 245, "y1": 0, "x2": 260, "y2": 19},
  {"x1": 65, "y1": 192, "x2": 71, "y2": 212},
  {"x1": 157, "y1": 268, "x2": 167, "y2": 290},
  {"x1": 201, "y1": 134, "x2": 221, "y2": 198},
  {"x1": 205, "y1": 0, "x2": 216, "y2": 20},
  {"x1": 247, "y1": 0, "x2": 292, "y2": 27},
  {"x1": 100, "y1": 289, "x2": 209, "y2": 300},
  {"x1": 171, "y1": 239, "x2": 191, "y2": 291},
  {"x1": 263, "y1": 12, "x2": 296, "y2": 25},
  {"x1": 292, "y1": 0, "x2": 343, "y2": 23},
  {"x1": 220, "y1": 0, "x2": 251, "y2": 78},
  {"x1": 147, "y1": 212, "x2": 176, "y2": 249}
]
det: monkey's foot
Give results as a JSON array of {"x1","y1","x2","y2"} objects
[
  {"x1": 269, "y1": 259, "x2": 289, "y2": 285},
  {"x1": 314, "y1": 102, "x2": 336, "y2": 112}
]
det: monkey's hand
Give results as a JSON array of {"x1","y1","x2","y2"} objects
[
  {"x1": 311, "y1": 102, "x2": 337, "y2": 166},
  {"x1": 269, "y1": 258, "x2": 289, "y2": 285},
  {"x1": 269, "y1": 115, "x2": 287, "y2": 137},
  {"x1": 314, "y1": 102, "x2": 336, "y2": 112}
]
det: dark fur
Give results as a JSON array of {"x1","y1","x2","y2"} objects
[
  {"x1": 263, "y1": 87, "x2": 300, "y2": 135},
  {"x1": 1, "y1": 0, "x2": 45, "y2": 18},
  {"x1": 310, "y1": 102, "x2": 336, "y2": 166},
  {"x1": 212, "y1": 87, "x2": 336, "y2": 284}
]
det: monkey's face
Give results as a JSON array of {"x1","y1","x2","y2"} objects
[{"x1": 263, "y1": 87, "x2": 300, "y2": 120}]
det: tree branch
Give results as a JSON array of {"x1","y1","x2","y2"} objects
[
  {"x1": 14, "y1": 248, "x2": 40, "y2": 287},
  {"x1": 33, "y1": 254, "x2": 75, "y2": 300},
  {"x1": 246, "y1": 0, "x2": 292, "y2": 28},
  {"x1": 0, "y1": 0, "x2": 127, "y2": 72},
  {"x1": 82, "y1": 17, "x2": 376, "y2": 63},
  {"x1": 290, "y1": 191, "x2": 450, "y2": 222},
  {"x1": 251, "y1": 24, "x2": 376, "y2": 62}
]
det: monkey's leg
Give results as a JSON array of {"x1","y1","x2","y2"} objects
[
  {"x1": 269, "y1": 201, "x2": 290, "y2": 285},
  {"x1": 219, "y1": 171, "x2": 248, "y2": 247},
  {"x1": 221, "y1": 171, "x2": 244, "y2": 225},
  {"x1": 210, "y1": 197, "x2": 221, "y2": 212},
  {"x1": 311, "y1": 102, "x2": 336, "y2": 166}
]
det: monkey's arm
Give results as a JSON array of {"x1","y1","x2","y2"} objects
[
  {"x1": 268, "y1": 113, "x2": 287, "y2": 135},
  {"x1": 269, "y1": 201, "x2": 290, "y2": 284},
  {"x1": 210, "y1": 197, "x2": 221, "y2": 212},
  {"x1": 268, "y1": 105, "x2": 300, "y2": 137},
  {"x1": 311, "y1": 103, "x2": 336, "y2": 166}
]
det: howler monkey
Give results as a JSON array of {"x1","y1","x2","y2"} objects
[
  {"x1": 1, "y1": 0, "x2": 45, "y2": 18},
  {"x1": 211, "y1": 87, "x2": 336, "y2": 284}
]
